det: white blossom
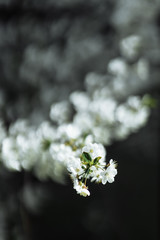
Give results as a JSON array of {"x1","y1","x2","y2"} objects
[
  {"x1": 67, "y1": 156, "x2": 84, "y2": 178},
  {"x1": 92, "y1": 126, "x2": 112, "y2": 145},
  {"x1": 2, "y1": 32, "x2": 156, "y2": 198},
  {"x1": 113, "y1": 124, "x2": 130, "y2": 140},
  {"x1": 135, "y1": 58, "x2": 149, "y2": 81},
  {"x1": 73, "y1": 179, "x2": 90, "y2": 197},
  {"x1": 17, "y1": 132, "x2": 41, "y2": 170},
  {"x1": 84, "y1": 72, "x2": 107, "y2": 94},
  {"x1": 57, "y1": 123, "x2": 81, "y2": 140},
  {"x1": 93, "y1": 87, "x2": 111, "y2": 100},
  {"x1": 9, "y1": 119, "x2": 29, "y2": 136},
  {"x1": 82, "y1": 143, "x2": 106, "y2": 162},
  {"x1": 34, "y1": 150, "x2": 66, "y2": 184},
  {"x1": 69, "y1": 91, "x2": 90, "y2": 112},
  {"x1": 107, "y1": 58, "x2": 129, "y2": 77},
  {"x1": 50, "y1": 143, "x2": 74, "y2": 165},
  {"x1": 84, "y1": 134, "x2": 94, "y2": 145},
  {"x1": 37, "y1": 121, "x2": 57, "y2": 141},
  {"x1": 101, "y1": 160, "x2": 117, "y2": 184},
  {"x1": 89, "y1": 98, "x2": 117, "y2": 125},
  {"x1": 90, "y1": 166, "x2": 103, "y2": 183},
  {"x1": 50, "y1": 100, "x2": 71, "y2": 124},
  {"x1": 73, "y1": 112, "x2": 94, "y2": 133},
  {"x1": 115, "y1": 96, "x2": 150, "y2": 131},
  {"x1": 120, "y1": 35, "x2": 142, "y2": 60},
  {"x1": 1, "y1": 137, "x2": 21, "y2": 171}
]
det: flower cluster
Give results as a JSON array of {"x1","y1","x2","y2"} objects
[
  {"x1": 0, "y1": 119, "x2": 117, "y2": 196},
  {"x1": 0, "y1": 35, "x2": 155, "y2": 197},
  {"x1": 72, "y1": 144, "x2": 117, "y2": 197}
]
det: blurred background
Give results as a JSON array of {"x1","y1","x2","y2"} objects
[{"x1": 0, "y1": 0, "x2": 159, "y2": 240}]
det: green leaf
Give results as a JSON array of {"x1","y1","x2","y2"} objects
[
  {"x1": 93, "y1": 156, "x2": 102, "y2": 164},
  {"x1": 82, "y1": 152, "x2": 92, "y2": 163}
]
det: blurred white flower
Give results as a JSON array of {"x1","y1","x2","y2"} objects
[
  {"x1": 93, "y1": 86, "x2": 111, "y2": 100},
  {"x1": 84, "y1": 134, "x2": 94, "y2": 145},
  {"x1": 9, "y1": 119, "x2": 29, "y2": 136},
  {"x1": 89, "y1": 98, "x2": 117, "y2": 124},
  {"x1": 73, "y1": 112, "x2": 94, "y2": 133},
  {"x1": 50, "y1": 100, "x2": 72, "y2": 125},
  {"x1": 113, "y1": 124, "x2": 130, "y2": 140},
  {"x1": 115, "y1": 96, "x2": 150, "y2": 132},
  {"x1": 1, "y1": 137, "x2": 21, "y2": 171},
  {"x1": 92, "y1": 126, "x2": 111, "y2": 146},
  {"x1": 57, "y1": 123, "x2": 81, "y2": 140},
  {"x1": 37, "y1": 121, "x2": 57, "y2": 146},
  {"x1": 50, "y1": 143, "x2": 74, "y2": 164},
  {"x1": 34, "y1": 150, "x2": 66, "y2": 184},
  {"x1": 70, "y1": 91, "x2": 90, "y2": 112},
  {"x1": 135, "y1": 58, "x2": 149, "y2": 81},
  {"x1": 107, "y1": 58, "x2": 129, "y2": 77},
  {"x1": 85, "y1": 72, "x2": 107, "y2": 94},
  {"x1": 120, "y1": 35, "x2": 142, "y2": 60},
  {"x1": 17, "y1": 132, "x2": 40, "y2": 170}
]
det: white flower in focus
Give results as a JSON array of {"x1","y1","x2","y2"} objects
[
  {"x1": 67, "y1": 156, "x2": 84, "y2": 178},
  {"x1": 101, "y1": 159, "x2": 117, "y2": 184},
  {"x1": 90, "y1": 166, "x2": 103, "y2": 183},
  {"x1": 73, "y1": 179, "x2": 90, "y2": 197},
  {"x1": 82, "y1": 143, "x2": 106, "y2": 162}
]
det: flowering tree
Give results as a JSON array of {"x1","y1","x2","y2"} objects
[{"x1": 0, "y1": 34, "x2": 156, "y2": 197}]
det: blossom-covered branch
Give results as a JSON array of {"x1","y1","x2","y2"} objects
[{"x1": 0, "y1": 35, "x2": 156, "y2": 197}]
